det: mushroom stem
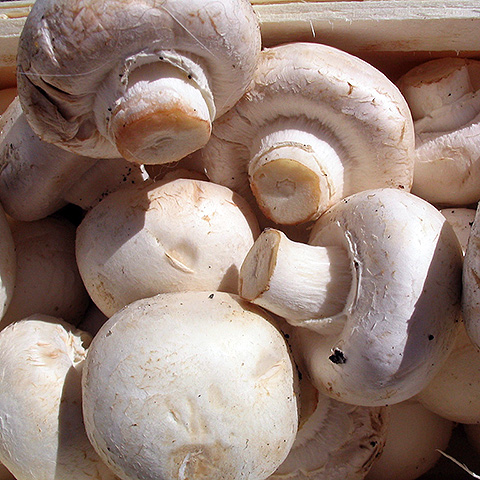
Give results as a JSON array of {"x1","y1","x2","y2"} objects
[
  {"x1": 96, "y1": 55, "x2": 215, "y2": 165},
  {"x1": 239, "y1": 228, "x2": 352, "y2": 329},
  {"x1": 248, "y1": 119, "x2": 345, "y2": 225}
]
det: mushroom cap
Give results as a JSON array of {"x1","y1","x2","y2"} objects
[
  {"x1": 296, "y1": 188, "x2": 463, "y2": 406},
  {"x1": 82, "y1": 291, "x2": 299, "y2": 480},
  {"x1": 0, "y1": 315, "x2": 116, "y2": 480},
  {"x1": 76, "y1": 177, "x2": 260, "y2": 317},
  {"x1": 462, "y1": 202, "x2": 480, "y2": 349},
  {"x1": 0, "y1": 216, "x2": 90, "y2": 329},
  {"x1": 16, "y1": 0, "x2": 261, "y2": 159},
  {"x1": 0, "y1": 203, "x2": 15, "y2": 321},
  {"x1": 397, "y1": 57, "x2": 480, "y2": 206},
  {"x1": 199, "y1": 42, "x2": 415, "y2": 220}
]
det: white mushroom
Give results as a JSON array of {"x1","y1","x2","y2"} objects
[
  {"x1": 16, "y1": 0, "x2": 261, "y2": 165},
  {"x1": 268, "y1": 370, "x2": 387, "y2": 480},
  {"x1": 76, "y1": 177, "x2": 260, "y2": 317},
  {"x1": 414, "y1": 207, "x2": 480, "y2": 424},
  {"x1": 0, "y1": 202, "x2": 15, "y2": 321},
  {"x1": 365, "y1": 400, "x2": 454, "y2": 480},
  {"x1": 0, "y1": 215, "x2": 90, "y2": 330},
  {"x1": 0, "y1": 97, "x2": 149, "y2": 221},
  {"x1": 396, "y1": 57, "x2": 480, "y2": 206},
  {"x1": 197, "y1": 42, "x2": 415, "y2": 225},
  {"x1": 0, "y1": 315, "x2": 117, "y2": 480},
  {"x1": 240, "y1": 188, "x2": 463, "y2": 406},
  {"x1": 82, "y1": 291, "x2": 299, "y2": 480}
]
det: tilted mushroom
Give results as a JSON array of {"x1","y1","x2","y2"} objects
[
  {"x1": 268, "y1": 367, "x2": 387, "y2": 480},
  {"x1": 365, "y1": 400, "x2": 454, "y2": 480},
  {"x1": 0, "y1": 315, "x2": 117, "y2": 480},
  {"x1": 82, "y1": 291, "x2": 299, "y2": 480},
  {"x1": 76, "y1": 177, "x2": 260, "y2": 317},
  {"x1": 0, "y1": 215, "x2": 90, "y2": 330},
  {"x1": 239, "y1": 188, "x2": 463, "y2": 406},
  {"x1": 197, "y1": 42, "x2": 415, "y2": 225},
  {"x1": 16, "y1": 0, "x2": 261, "y2": 165},
  {"x1": 0, "y1": 97, "x2": 148, "y2": 222},
  {"x1": 0, "y1": 202, "x2": 15, "y2": 322},
  {"x1": 396, "y1": 57, "x2": 480, "y2": 206},
  {"x1": 415, "y1": 207, "x2": 480, "y2": 424},
  {"x1": 462, "y1": 202, "x2": 480, "y2": 350}
]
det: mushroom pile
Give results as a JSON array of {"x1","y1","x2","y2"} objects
[{"x1": 0, "y1": 1, "x2": 480, "y2": 480}]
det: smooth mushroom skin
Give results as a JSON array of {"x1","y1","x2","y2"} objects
[
  {"x1": 397, "y1": 57, "x2": 480, "y2": 207},
  {"x1": 82, "y1": 291, "x2": 299, "y2": 480},
  {"x1": 197, "y1": 42, "x2": 415, "y2": 225},
  {"x1": 268, "y1": 370, "x2": 387, "y2": 480},
  {"x1": 16, "y1": 0, "x2": 261, "y2": 165},
  {"x1": 0, "y1": 216, "x2": 90, "y2": 330},
  {"x1": 240, "y1": 188, "x2": 463, "y2": 406},
  {"x1": 365, "y1": 400, "x2": 454, "y2": 480},
  {"x1": 0, "y1": 97, "x2": 149, "y2": 221},
  {"x1": 0, "y1": 315, "x2": 117, "y2": 480},
  {"x1": 0, "y1": 202, "x2": 15, "y2": 321},
  {"x1": 76, "y1": 177, "x2": 260, "y2": 317},
  {"x1": 462, "y1": 202, "x2": 480, "y2": 350}
]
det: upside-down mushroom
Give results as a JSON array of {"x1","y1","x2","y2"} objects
[
  {"x1": 197, "y1": 42, "x2": 415, "y2": 225},
  {"x1": 82, "y1": 291, "x2": 299, "y2": 480},
  {"x1": 239, "y1": 188, "x2": 463, "y2": 406},
  {"x1": 16, "y1": 0, "x2": 261, "y2": 165}
]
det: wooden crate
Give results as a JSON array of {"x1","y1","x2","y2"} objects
[{"x1": 1, "y1": 1, "x2": 480, "y2": 479}]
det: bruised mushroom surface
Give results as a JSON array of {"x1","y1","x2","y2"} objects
[
  {"x1": 16, "y1": 0, "x2": 261, "y2": 165},
  {"x1": 198, "y1": 42, "x2": 415, "y2": 225},
  {"x1": 240, "y1": 188, "x2": 463, "y2": 406},
  {"x1": 82, "y1": 291, "x2": 299, "y2": 480}
]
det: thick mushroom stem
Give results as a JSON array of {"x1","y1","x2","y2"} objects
[
  {"x1": 239, "y1": 229, "x2": 352, "y2": 329},
  {"x1": 248, "y1": 121, "x2": 345, "y2": 225},
  {"x1": 96, "y1": 57, "x2": 215, "y2": 165}
]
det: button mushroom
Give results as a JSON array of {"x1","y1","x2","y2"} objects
[
  {"x1": 76, "y1": 177, "x2": 260, "y2": 317},
  {"x1": 197, "y1": 42, "x2": 415, "y2": 225},
  {"x1": 396, "y1": 57, "x2": 480, "y2": 207},
  {"x1": 82, "y1": 291, "x2": 299, "y2": 480},
  {"x1": 16, "y1": 0, "x2": 261, "y2": 165},
  {"x1": 0, "y1": 315, "x2": 117, "y2": 480},
  {"x1": 239, "y1": 188, "x2": 463, "y2": 406},
  {"x1": 0, "y1": 97, "x2": 149, "y2": 222}
]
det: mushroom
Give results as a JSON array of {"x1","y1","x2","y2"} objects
[
  {"x1": 0, "y1": 202, "x2": 15, "y2": 322},
  {"x1": 239, "y1": 188, "x2": 463, "y2": 406},
  {"x1": 0, "y1": 97, "x2": 149, "y2": 222},
  {"x1": 268, "y1": 369, "x2": 387, "y2": 480},
  {"x1": 16, "y1": 0, "x2": 261, "y2": 165},
  {"x1": 197, "y1": 42, "x2": 415, "y2": 225},
  {"x1": 414, "y1": 207, "x2": 480, "y2": 424},
  {"x1": 82, "y1": 291, "x2": 299, "y2": 480},
  {"x1": 365, "y1": 400, "x2": 454, "y2": 480},
  {"x1": 0, "y1": 315, "x2": 116, "y2": 480},
  {"x1": 0, "y1": 315, "x2": 117, "y2": 480},
  {"x1": 0, "y1": 215, "x2": 90, "y2": 330},
  {"x1": 76, "y1": 177, "x2": 260, "y2": 317},
  {"x1": 462, "y1": 202, "x2": 480, "y2": 350},
  {"x1": 396, "y1": 57, "x2": 480, "y2": 207}
]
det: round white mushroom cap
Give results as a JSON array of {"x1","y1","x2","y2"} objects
[
  {"x1": 16, "y1": 0, "x2": 261, "y2": 165},
  {"x1": 240, "y1": 188, "x2": 463, "y2": 406},
  {"x1": 397, "y1": 57, "x2": 480, "y2": 206},
  {"x1": 0, "y1": 315, "x2": 117, "y2": 480},
  {"x1": 76, "y1": 177, "x2": 260, "y2": 317},
  {"x1": 198, "y1": 42, "x2": 415, "y2": 225},
  {"x1": 82, "y1": 291, "x2": 299, "y2": 480}
]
